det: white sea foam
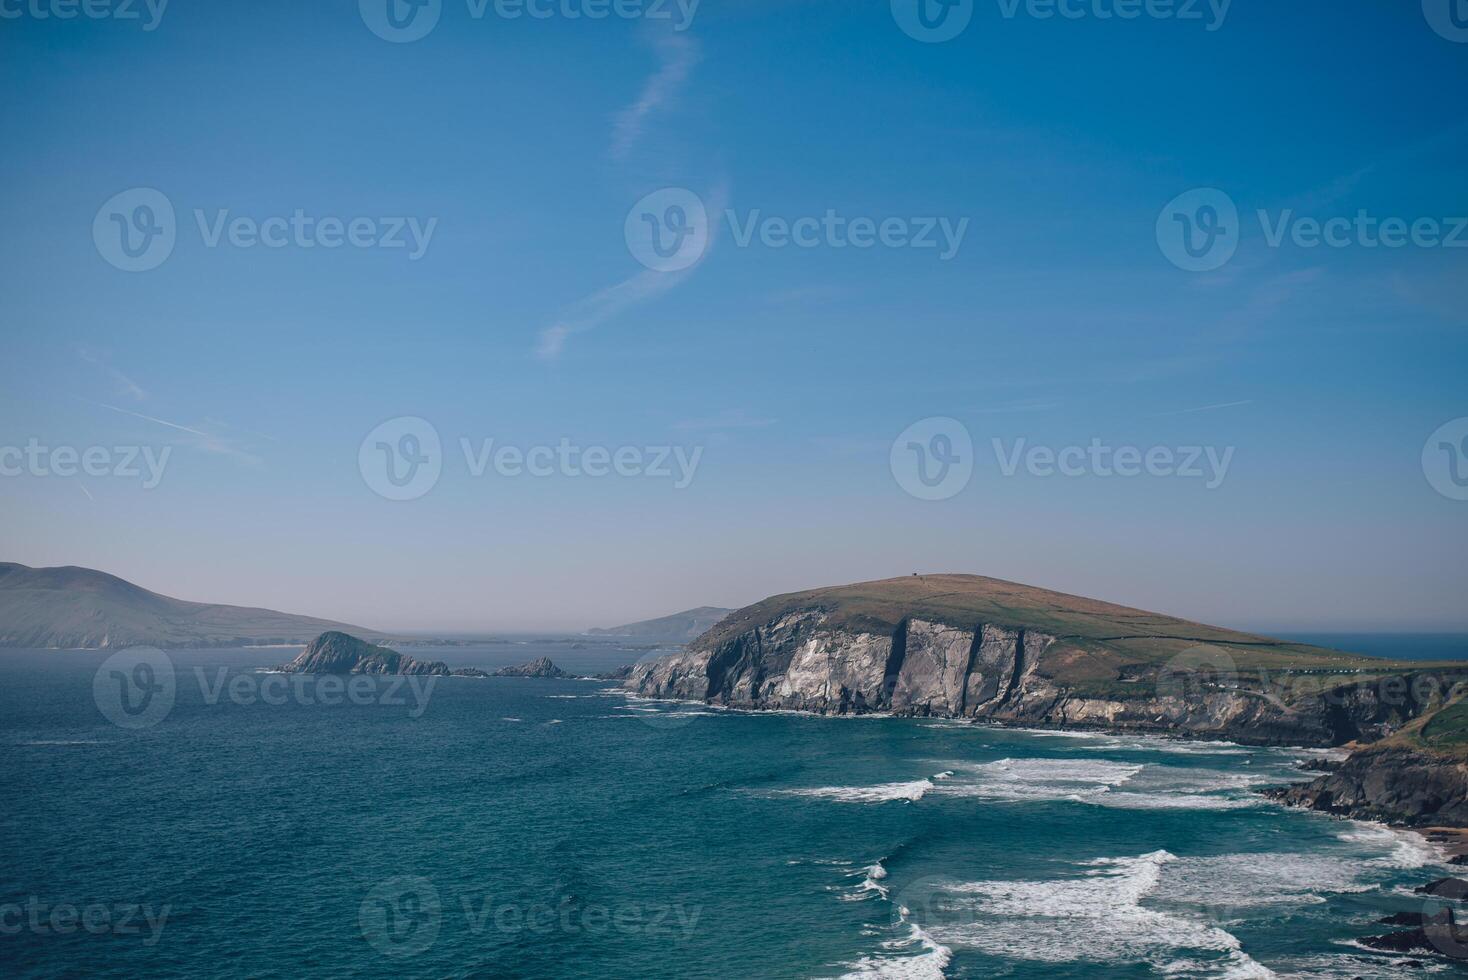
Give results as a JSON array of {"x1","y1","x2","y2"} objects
[
  {"x1": 915, "y1": 850, "x2": 1273, "y2": 975},
  {"x1": 838, "y1": 861, "x2": 893, "y2": 902},
  {"x1": 1260, "y1": 951, "x2": 1457, "y2": 977},
  {"x1": 832, "y1": 921, "x2": 952, "y2": 979},
  {"x1": 1088, "y1": 766, "x2": 1271, "y2": 811},
  {"x1": 932, "y1": 757, "x2": 1142, "y2": 802},
  {"x1": 1096, "y1": 792, "x2": 1265, "y2": 811},
  {"x1": 1155, "y1": 851, "x2": 1372, "y2": 910},
  {"x1": 998, "y1": 726, "x2": 1102, "y2": 739},
  {"x1": 774, "y1": 780, "x2": 936, "y2": 804},
  {"x1": 998, "y1": 727, "x2": 1250, "y2": 756},
  {"x1": 1337, "y1": 822, "x2": 1447, "y2": 870}
]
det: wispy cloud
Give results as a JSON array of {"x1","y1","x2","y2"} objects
[
  {"x1": 536, "y1": 25, "x2": 714, "y2": 361},
  {"x1": 1283, "y1": 119, "x2": 1468, "y2": 213},
  {"x1": 762, "y1": 284, "x2": 850, "y2": 307},
  {"x1": 1150, "y1": 399, "x2": 1253, "y2": 418},
  {"x1": 536, "y1": 268, "x2": 690, "y2": 360},
  {"x1": 537, "y1": 183, "x2": 727, "y2": 360},
  {"x1": 90, "y1": 401, "x2": 263, "y2": 464},
  {"x1": 971, "y1": 398, "x2": 1063, "y2": 415},
  {"x1": 76, "y1": 345, "x2": 147, "y2": 401},
  {"x1": 611, "y1": 31, "x2": 699, "y2": 160},
  {"x1": 674, "y1": 408, "x2": 778, "y2": 432}
]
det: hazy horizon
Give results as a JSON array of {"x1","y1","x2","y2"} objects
[{"x1": 3, "y1": 557, "x2": 1466, "y2": 637}]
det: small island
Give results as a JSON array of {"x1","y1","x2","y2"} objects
[
  {"x1": 493, "y1": 657, "x2": 569, "y2": 678},
  {"x1": 280, "y1": 631, "x2": 489, "y2": 677}
]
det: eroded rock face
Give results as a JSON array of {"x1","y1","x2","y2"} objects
[
  {"x1": 1268, "y1": 748, "x2": 1468, "y2": 826},
  {"x1": 627, "y1": 615, "x2": 1057, "y2": 719},
  {"x1": 625, "y1": 616, "x2": 1451, "y2": 748},
  {"x1": 889, "y1": 620, "x2": 973, "y2": 715}
]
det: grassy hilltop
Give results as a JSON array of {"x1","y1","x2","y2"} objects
[{"x1": 692, "y1": 573, "x2": 1465, "y2": 698}]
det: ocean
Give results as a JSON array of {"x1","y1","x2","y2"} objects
[
  {"x1": 1, "y1": 640, "x2": 1464, "y2": 978},
  {"x1": 1269, "y1": 633, "x2": 1468, "y2": 663}
]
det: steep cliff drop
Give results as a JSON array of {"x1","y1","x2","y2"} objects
[{"x1": 625, "y1": 575, "x2": 1468, "y2": 751}]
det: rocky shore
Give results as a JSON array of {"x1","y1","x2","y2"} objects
[
  {"x1": 626, "y1": 577, "x2": 1468, "y2": 833},
  {"x1": 1267, "y1": 747, "x2": 1468, "y2": 826}
]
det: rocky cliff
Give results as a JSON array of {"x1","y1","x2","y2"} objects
[
  {"x1": 1267, "y1": 748, "x2": 1468, "y2": 826},
  {"x1": 625, "y1": 575, "x2": 1468, "y2": 748}
]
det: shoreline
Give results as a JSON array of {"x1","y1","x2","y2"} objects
[
  {"x1": 612, "y1": 684, "x2": 1461, "y2": 858},
  {"x1": 612, "y1": 683, "x2": 1466, "y2": 968}
]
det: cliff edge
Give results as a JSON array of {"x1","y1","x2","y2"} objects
[{"x1": 625, "y1": 575, "x2": 1468, "y2": 750}]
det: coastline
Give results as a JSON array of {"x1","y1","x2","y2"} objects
[
  {"x1": 611, "y1": 683, "x2": 1464, "y2": 912},
  {"x1": 612, "y1": 681, "x2": 1468, "y2": 969}
]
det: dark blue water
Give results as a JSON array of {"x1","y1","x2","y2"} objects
[
  {"x1": 2, "y1": 643, "x2": 1464, "y2": 978},
  {"x1": 1270, "y1": 633, "x2": 1468, "y2": 662}
]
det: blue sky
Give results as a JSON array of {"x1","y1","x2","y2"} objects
[{"x1": 2, "y1": 0, "x2": 1465, "y2": 632}]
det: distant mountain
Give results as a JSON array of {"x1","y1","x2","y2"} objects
[
  {"x1": 588, "y1": 606, "x2": 733, "y2": 643},
  {"x1": 0, "y1": 562, "x2": 385, "y2": 649}
]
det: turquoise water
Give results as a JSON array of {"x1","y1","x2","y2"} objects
[{"x1": 2, "y1": 643, "x2": 1465, "y2": 978}]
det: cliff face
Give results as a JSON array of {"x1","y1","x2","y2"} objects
[
  {"x1": 1269, "y1": 748, "x2": 1468, "y2": 827},
  {"x1": 625, "y1": 583, "x2": 1456, "y2": 748}
]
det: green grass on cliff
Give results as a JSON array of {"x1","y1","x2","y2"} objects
[
  {"x1": 691, "y1": 574, "x2": 1468, "y2": 692},
  {"x1": 1416, "y1": 701, "x2": 1468, "y2": 752}
]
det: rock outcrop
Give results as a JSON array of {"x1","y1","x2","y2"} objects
[
  {"x1": 1359, "y1": 880, "x2": 1468, "y2": 958},
  {"x1": 1267, "y1": 748, "x2": 1468, "y2": 826},
  {"x1": 281, "y1": 632, "x2": 454, "y2": 675},
  {"x1": 624, "y1": 575, "x2": 1468, "y2": 748},
  {"x1": 494, "y1": 657, "x2": 568, "y2": 678}
]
